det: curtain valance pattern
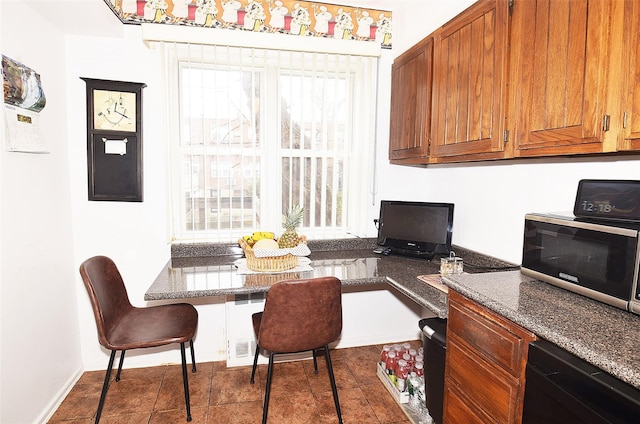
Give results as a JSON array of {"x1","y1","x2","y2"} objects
[{"x1": 104, "y1": 0, "x2": 393, "y2": 49}]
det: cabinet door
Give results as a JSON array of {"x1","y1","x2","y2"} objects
[
  {"x1": 510, "y1": 0, "x2": 613, "y2": 156},
  {"x1": 389, "y1": 37, "x2": 433, "y2": 163},
  {"x1": 444, "y1": 380, "x2": 497, "y2": 424},
  {"x1": 430, "y1": 0, "x2": 510, "y2": 161},
  {"x1": 446, "y1": 334, "x2": 520, "y2": 423},
  {"x1": 621, "y1": 0, "x2": 640, "y2": 150}
]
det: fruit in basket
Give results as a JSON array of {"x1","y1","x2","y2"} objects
[
  {"x1": 252, "y1": 231, "x2": 275, "y2": 241},
  {"x1": 253, "y1": 238, "x2": 279, "y2": 250},
  {"x1": 278, "y1": 205, "x2": 304, "y2": 248},
  {"x1": 242, "y1": 235, "x2": 256, "y2": 246},
  {"x1": 242, "y1": 231, "x2": 275, "y2": 247}
]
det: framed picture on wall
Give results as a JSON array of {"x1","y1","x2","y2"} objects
[{"x1": 81, "y1": 78, "x2": 146, "y2": 201}]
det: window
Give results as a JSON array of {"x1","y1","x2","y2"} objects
[{"x1": 161, "y1": 43, "x2": 378, "y2": 243}]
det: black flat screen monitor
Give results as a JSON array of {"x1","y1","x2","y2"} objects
[{"x1": 377, "y1": 200, "x2": 454, "y2": 259}]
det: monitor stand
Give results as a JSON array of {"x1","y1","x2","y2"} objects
[{"x1": 388, "y1": 247, "x2": 435, "y2": 260}]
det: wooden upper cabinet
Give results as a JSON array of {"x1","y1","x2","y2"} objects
[
  {"x1": 388, "y1": 36, "x2": 433, "y2": 163},
  {"x1": 388, "y1": 0, "x2": 637, "y2": 164},
  {"x1": 509, "y1": 0, "x2": 613, "y2": 156},
  {"x1": 430, "y1": 0, "x2": 510, "y2": 161},
  {"x1": 620, "y1": 0, "x2": 640, "y2": 151}
]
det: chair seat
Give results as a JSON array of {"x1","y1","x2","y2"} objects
[{"x1": 106, "y1": 304, "x2": 197, "y2": 351}]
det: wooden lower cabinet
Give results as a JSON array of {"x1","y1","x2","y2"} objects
[
  {"x1": 445, "y1": 381, "x2": 494, "y2": 424},
  {"x1": 444, "y1": 290, "x2": 536, "y2": 424}
]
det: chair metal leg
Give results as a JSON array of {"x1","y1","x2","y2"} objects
[
  {"x1": 180, "y1": 342, "x2": 192, "y2": 422},
  {"x1": 262, "y1": 352, "x2": 276, "y2": 424},
  {"x1": 115, "y1": 350, "x2": 126, "y2": 382},
  {"x1": 95, "y1": 350, "x2": 117, "y2": 424},
  {"x1": 189, "y1": 339, "x2": 196, "y2": 373},
  {"x1": 312, "y1": 349, "x2": 319, "y2": 374},
  {"x1": 324, "y1": 345, "x2": 343, "y2": 424},
  {"x1": 250, "y1": 344, "x2": 260, "y2": 384}
]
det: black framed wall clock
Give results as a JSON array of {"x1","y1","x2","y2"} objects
[{"x1": 81, "y1": 78, "x2": 146, "y2": 201}]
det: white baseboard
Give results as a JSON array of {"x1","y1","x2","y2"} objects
[{"x1": 36, "y1": 365, "x2": 84, "y2": 424}]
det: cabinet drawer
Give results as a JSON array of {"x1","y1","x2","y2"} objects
[
  {"x1": 448, "y1": 290, "x2": 534, "y2": 377},
  {"x1": 447, "y1": 334, "x2": 518, "y2": 423},
  {"x1": 444, "y1": 379, "x2": 497, "y2": 424}
]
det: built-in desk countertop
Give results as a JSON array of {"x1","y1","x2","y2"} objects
[
  {"x1": 146, "y1": 239, "x2": 640, "y2": 389},
  {"x1": 145, "y1": 239, "x2": 511, "y2": 319}
]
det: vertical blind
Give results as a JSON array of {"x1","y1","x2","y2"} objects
[{"x1": 156, "y1": 40, "x2": 378, "y2": 243}]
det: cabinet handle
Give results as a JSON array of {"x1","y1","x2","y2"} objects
[
  {"x1": 602, "y1": 115, "x2": 610, "y2": 132},
  {"x1": 623, "y1": 112, "x2": 628, "y2": 130}
]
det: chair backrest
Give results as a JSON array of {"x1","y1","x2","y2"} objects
[
  {"x1": 79, "y1": 256, "x2": 134, "y2": 350},
  {"x1": 257, "y1": 276, "x2": 342, "y2": 353}
]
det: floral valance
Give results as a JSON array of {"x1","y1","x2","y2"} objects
[{"x1": 104, "y1": 0, "x2": 393, "y2": 48}]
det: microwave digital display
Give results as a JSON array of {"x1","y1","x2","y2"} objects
[{"x1": 522, "y1": 213, "x2": 640, "y2": 311}]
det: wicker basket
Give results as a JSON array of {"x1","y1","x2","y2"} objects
[
  {"x1": 243, "y1": 271, "x2": 301, "y2": 287},
  {"x1": 239, "y1": 239, "x2": 302, "y2": 272}
]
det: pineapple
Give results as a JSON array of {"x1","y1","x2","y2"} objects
[{"x1": 278, "y1": 205, "x2": 304, "y2": 248}]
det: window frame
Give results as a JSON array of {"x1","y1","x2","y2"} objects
[{"x1": 162, "y1": 43, "x2": 377, "y2": 243}]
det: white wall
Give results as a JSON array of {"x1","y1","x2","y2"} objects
[
  {"x1": 0, "y1": 2, "x2": 81, "y2": 423},
  {"x1": 390, "y1": 0, "x2": 476, "y2": 52}
]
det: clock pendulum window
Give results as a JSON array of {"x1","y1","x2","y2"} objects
[{"x1": 81, "y1": 78, "x2": 146, "y2": 202}]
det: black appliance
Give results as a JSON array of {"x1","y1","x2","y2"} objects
[
  {"x1": 419, "y1": 317, "x2": 447, "y2": 424},
  {"x1": 521, "y1": 212, "x2": 640, "y2": 314},
  {"x1": 376, "y1": 200, "x2": 454, "y2": 259},
  {"x1": 523, "y1": 339, "x2": 640, "y2": 423}
]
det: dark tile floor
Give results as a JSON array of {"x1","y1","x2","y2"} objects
[{"x1": 49, "y1": 341, "x2": 420, "y2": 423}]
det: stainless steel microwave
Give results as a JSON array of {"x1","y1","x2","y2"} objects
[{"x1": 521, "y1": 213, "x2": 640, "y2": 314}]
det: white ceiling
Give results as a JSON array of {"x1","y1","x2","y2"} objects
[
  {"x1": 22, "y1": 0, "x2": 404, "y2": 37},
  {"x1": 23, "y1": 0, "x2": 123, "y2": 37}
]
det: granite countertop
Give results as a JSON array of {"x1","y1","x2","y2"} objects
[
  {"x1": 146, "y1": 249, "x2": 389, "y2": 300},
  {"x1": 442, "y1": 271, "x2": 640, "y2": 390}
]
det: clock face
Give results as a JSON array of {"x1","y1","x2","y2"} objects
[{"x1": 93, "y1": 89, "x2": 137, "y2": 131}]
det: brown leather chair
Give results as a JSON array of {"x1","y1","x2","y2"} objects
[
  {"x1": 249, "y1": 276, "x2": 343, "y2": 424},
  {"x1": 79, "y1": 256, "x2": 198, "y2": 423}
]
